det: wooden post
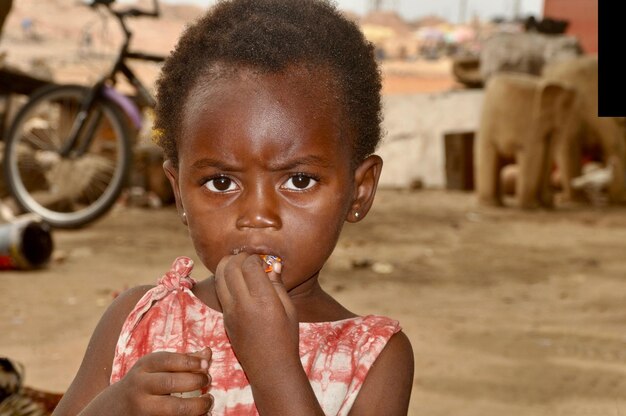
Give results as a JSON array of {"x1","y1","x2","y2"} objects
[{"x1": 444, "y1": 130, "x2": 475, "y2": 190}]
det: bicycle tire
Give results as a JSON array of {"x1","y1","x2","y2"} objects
[{"x1": 3, "y1": 84, "x2": 133, "y2": 228}]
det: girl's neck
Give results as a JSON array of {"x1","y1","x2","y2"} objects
[{"x1": 192, "y1": 273, "x2": 357, "y2": 323}]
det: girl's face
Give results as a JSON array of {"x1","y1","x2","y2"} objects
[{"x1": 166, "y1": 67, "x2": 372, "y2": 291}]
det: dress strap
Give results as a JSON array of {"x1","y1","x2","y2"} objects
[
  {"x1": 157, "y1": 256, "x2": 196, "y2": 291},
  {"x1": 111, "y1": 257, "x2": 199, "y2": 383},
  {"x1": 119, "y1": 257, "x2": 196, "y2": 335}
]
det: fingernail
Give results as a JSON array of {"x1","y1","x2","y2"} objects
[
  {"x1": 172, "y1": 390, "x2": 201, "y2": 398},
  {"x1": 273, "y1": 261, "x2": 282, "y2": 274},
  {"x1": 203, "y1": 347, "x2": 212, "y2": 358},
  {"x1": 201, "y1": 359, "x2": 209, "y2": 370}
]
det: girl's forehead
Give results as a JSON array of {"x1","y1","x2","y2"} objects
[
  {"x1": 188, "y1": 65, "x2": 340, "y2": 109},
  {"x1": 178, "y1": 66, "x2": 353, "y2": 164}
]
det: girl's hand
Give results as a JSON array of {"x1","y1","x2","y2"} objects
[
  {"x1": 110, "y1": 349, "x2": 213, "y2": 415},
  {"x1": 214, "y1": 253, "x2": 299, "y2": 379}
]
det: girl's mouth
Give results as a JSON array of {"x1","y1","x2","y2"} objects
[
  {"x1": 231, "y1": 247, "x2": 246, "y2": 255},
  {"x1": 231, "y1": 246, "x2": 282, "y2": 272}
]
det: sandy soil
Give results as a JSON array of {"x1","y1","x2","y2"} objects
[
  {"x1": 2, "y1": 188, "x2": 626, "y2": 416},
  {"x1": 2, "y1": 3, "x2": 626, "y2": 415}
]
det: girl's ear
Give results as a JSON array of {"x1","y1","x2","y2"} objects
[
  {"x1": 163, "y1": 159, "x2": 188, "y2": 225},
  {"x1": 346, "y1": 155, "x2": 383, "y2": 223}
]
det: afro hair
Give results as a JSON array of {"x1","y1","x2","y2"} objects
[{"x1": 154, "y1": 0, "x2": 382, "y2": 167}]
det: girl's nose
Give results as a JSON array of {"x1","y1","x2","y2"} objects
[{"x1": 235, "y1": 186, "x2": 282, "y2": 230}]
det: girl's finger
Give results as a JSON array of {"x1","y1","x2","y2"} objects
[
  {"x1": 139, "y1": 351, "x2": 210, "y2": 374},
  {"x1": 267, "y1": 270, "x2": 297, "y2": 320},
  {"x1": 269, "y1": 258, "x2": 282, "y2": 274},
  {"x1": 187, "y1": 348, "x2": 212, "y2": 375},
  {"x1": 148, "y1": 393, "x2": 214, "y2": 416},
  {"x1": 221, "y1": 253, "x2": 252, "y2": 296},
  {"x1": 240, "y1": 255, "x2": 274, "y2": 296},
  {"x1": 145, "y1": 371, "x2": 210, "y2": 395},
  {"x1": 188, "y1": 347, "x2": 212, "y2": 364},
  {"x1": 214, "y1": 255, "x2": 235, "y2": 306}
]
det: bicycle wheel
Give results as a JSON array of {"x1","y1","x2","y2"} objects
[{"x1": 3, "y1": 84, "x2": 133, "y2": 228}]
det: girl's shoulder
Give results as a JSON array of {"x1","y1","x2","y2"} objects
[
  {"x1": 312, "y1": 314, "x2": 400, "y2": 334},
  {"x1": 111, "y1": 284, "x2": 157, "y2": 314},
  {"x1": 301, "y1": 314, "x2": 401, "y2": 353},
  {"x1": 50, "y1": 284, "x2": 156, "y2": 415},
  {"x1": 93, "y1": 284, "x2": 157, "y2": 349},
  {"x1": 348, "y1": 328, "x2": 414, "y2": 415},
  {"x1": 90, "y1": 285, "x2": 157, "y2": 342},
  {"x1": 350, "y1": 314, "x2": 400, "y2": 335}
]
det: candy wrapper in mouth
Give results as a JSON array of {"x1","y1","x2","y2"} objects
[{"x1": 260, "y1": 254, "x2": 281, "y2": 273}]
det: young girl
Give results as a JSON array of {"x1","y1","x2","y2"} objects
[{"x1": 53, "y1": 0, "x2": 414, "y2": 414}]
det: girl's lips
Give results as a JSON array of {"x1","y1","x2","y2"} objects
[
  {"x1": 230, "y1": 246, "x2": 283, "y2": 273},
  {"x1": 231, "y1": 246, "x2": 246, "y2": 255},
  {"x1": 231, "y1": 245, "x2": 281, "y2": 259}
]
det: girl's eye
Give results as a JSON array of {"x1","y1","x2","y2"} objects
[
  {"x1": 205, "y1": 176, "x2": 238, "y2": 193},
  {"x1": 282, "y1": 174, "x2": 318, "y2": 191}
]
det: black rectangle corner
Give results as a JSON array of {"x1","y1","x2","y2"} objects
[{"x1": 598, "y1": 0, "x2": 626, "y2": 116}]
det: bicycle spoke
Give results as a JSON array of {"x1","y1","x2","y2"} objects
[
  {"x1": 85, "y1": 175, "x2": 111, "y2": 203},
  {"x1": 20, "y1": 129, "x2": 59, "y2": 152},
  {"x1": 14, "y1": 153, "x2": 42, "y2": 171},
  {"x1": 78, "y1": 163, "x2": 111, "y2": 202}
]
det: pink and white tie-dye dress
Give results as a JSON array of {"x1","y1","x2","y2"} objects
[{"x1": 110, "y1": 257, "x2": 401, "y2": 415}]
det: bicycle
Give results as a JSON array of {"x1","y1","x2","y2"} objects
[{"x1": 2, "y1": 0, "x2": 165, "y2": 228}]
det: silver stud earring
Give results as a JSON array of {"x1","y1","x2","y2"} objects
[
  {"x1": 354, "y1": 212, "x2": 360, "y2": 219},
  {"x1": 182, "y1": 212, "x2": 187, "y2": 219}
]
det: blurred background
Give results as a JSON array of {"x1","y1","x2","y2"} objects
[{"x1": 2, "y1": 1, "x2": 625, "y2": 416}]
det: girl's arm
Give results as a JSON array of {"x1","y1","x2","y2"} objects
[
  {"x1": 348, "y1": 331, "x2": 414, "y2": 415},
  {"x1": 215, "y1": 252, "x2": 414, "y2": 415},
  {"x1": 52, "y1": 286, "x2": 213, "y2": 416},
  {"x1": 52, "y1": 286, "x2": 151, "y2": 415},
  {"x1": 215, "y1": 253, "x2": 326, "y2": 415}
]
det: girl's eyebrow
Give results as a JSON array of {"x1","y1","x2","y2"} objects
[
  {"x1": 190, "y1": 155, "x2": 333, "y2": 171},
  {"x1": 191, "y1": 157, "x2": 238, "y2": 171},
  {"x1": 268, "y1": 155, "x2": 333, "y2": 171}
]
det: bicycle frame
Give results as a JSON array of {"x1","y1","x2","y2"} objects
[{"x1": 59, "y1": 0, "x2": 164, "y2": 158}]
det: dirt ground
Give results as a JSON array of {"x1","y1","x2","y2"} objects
[
  {"x1": 2, "y1": 5, "x2": 626, "y2": 413},
  {"x1": 2, "y1": 185, "x2": 626, "y2": 415}
]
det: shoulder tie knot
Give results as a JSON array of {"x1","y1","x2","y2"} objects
[{"x1": 157, "y1": 256, "x2": 196, "y2": 291}]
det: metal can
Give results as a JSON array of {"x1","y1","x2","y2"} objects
[{"x1": 0, "y1": 217, "x2": 53, "y2": 270}]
